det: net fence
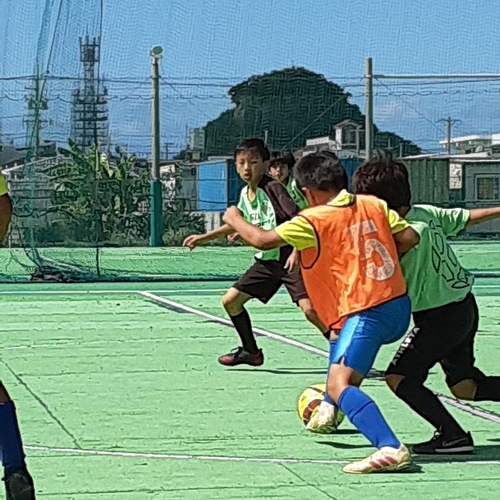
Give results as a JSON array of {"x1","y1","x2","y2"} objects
[{"x1": 1, "y1": 0, "x2": 500, "y2": 283}]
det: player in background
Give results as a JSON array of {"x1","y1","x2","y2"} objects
[
  {"x1": 183, "y1": 139, "x2": 330, "y2": 367},
  {"x1": 0, "y1": 172, "x2": 36, "y2": 499},
  {"x1": 223, "y1": 150, "x2": 420, "y2": 474},
  {"x1": 352, "y1": 150, "x2": 500, "y2": 455},
  {"x1": 268, "y1": 151, "x2": 309, "y2": 209}
]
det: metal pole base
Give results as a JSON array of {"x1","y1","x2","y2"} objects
[{"x1": 150, "y1": 180, "x2": 163, "y2": 247}]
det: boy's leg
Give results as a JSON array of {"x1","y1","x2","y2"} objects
[
  {"x1": 326, "y1": 296, "x2": 412, "y2": 474},
  {"x1": 386, "y1": 295, "x2": 477, "y2": 454},
  {"x1": 307, "y1": 332, "x2": 343, "y2": 433},
  {"x1": 442, "y1": 296, "x2": 500, "y2": 403},
  {"x1": 0, "y1": 382, "x2": 35, "y2": 500},
  {"x1": 219, "y1": 260, "x2": 282, "y2": 366},
  {"x1": 280, "y1": 272, "x2": 330, "y2": 338}
]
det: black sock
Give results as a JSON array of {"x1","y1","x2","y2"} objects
[
  {"x1": 395, "y1": 377, "x2": 466, "y2": 438},
  {"x1": 474, "y1": 377, "x2": 500, "y2": 402},
  {"x1": 229, "y1": 309, "x2": 258, "y2": 354}
]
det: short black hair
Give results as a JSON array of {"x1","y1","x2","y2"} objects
[
  {"x1": 294, "y1": 150, "x2": 348, "y2": 192},
  {"x1": 352, "y1": 150, "x2": 411, "y2": 210},
  {"x1": 269, "y1": 151, "x2": 295, "y2": 170},
  {"x1": 234, "y1": 138, "x2": 270, "y2": 161}
]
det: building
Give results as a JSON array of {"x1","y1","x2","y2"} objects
[
  {"x1": 296, "y1": 120, "x2": 363, "y2": 158},
  {"x1": 439, "y1": 133, "x2": 500, "y2": 156},
  {"x1": 0, "y1": 142, "x2": 57, "y2": 171}
]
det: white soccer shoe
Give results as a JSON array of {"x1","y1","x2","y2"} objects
[
  {"x1": 306, "y1": 400, "x2": 338, "y2": 434},
  {"x1": 342, "y1": 443, "x2": 412, "y2": 474}
]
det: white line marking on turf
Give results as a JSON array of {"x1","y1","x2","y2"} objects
[
  {"x1": 139, "y1": 291, "x2": 328, "y2": 357},
  {"x1": 24, "y1": 446, "x2": 345, "y2": 465},
  {"x1": 0, "y1": 289, "x2": 226, "y2": 296},
  {"x1": 23, "y1": 445, "x2": 500, "y2": 466},
  {"x1": 1, "y1": 337, "x2": 166, "y2": 352},
  {"x1": 139, "y1": 292, "x2": 500, "y2": 426}
]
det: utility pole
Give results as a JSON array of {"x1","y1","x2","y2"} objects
[
  {"x1": 164, "y1": 142, "x2": 174, "y2": 160},
  {"x1": 25, "y1": 65, "x2": 49, "y2": 160},
  {"x1": 365, "y1": 57, "x2": 374, "y2": 159},
  {"x1": 150, "y1": 46, "x2": 164, "y2": 247},
  {"x1": 438, "y1": 116, "x2": 461, "y2": 154}
]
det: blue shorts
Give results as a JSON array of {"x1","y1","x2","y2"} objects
[{"x1": 331, "y1": 295, "x2": 411, "y2": 376}]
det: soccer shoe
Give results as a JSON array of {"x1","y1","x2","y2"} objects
[
  {"x1": 342, "y1": 444, "x2": 412, "y2": 474},
  {"x1": 412, "y1": 430, "x2": 474, "y2": 455},
  {"x1": 306, "y1": 401, "x2": 338, "y2": 434},
  {"x1": 218, "y1": 347, "x2": 264, "y2": 367},
  {"x1": 3, "y1": 467, "x2": 36, "y2": 500}
]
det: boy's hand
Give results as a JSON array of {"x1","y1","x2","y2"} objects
[
  {"x1": 223, "y1": 206, "x2": 244, "y2": 227},
  {"x1": 183, "y1": 234, "x2": 205, "y2": 250},
  {"x1": 284, "y1": 248, "x2": 300, "y2": 274},
  {"x1": 227, "y1": 232, "x2": 240, "y2": 243}
]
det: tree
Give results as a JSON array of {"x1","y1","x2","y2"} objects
[
  {"x1": 203, "y1": 67, "x2": 420, "y2": 157},
  {"x1": 39, "y1": 140, "x2": 150, "y2": 245}
]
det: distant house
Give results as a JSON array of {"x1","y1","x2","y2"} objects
[
  {"x1": 0, "y1": 144, "x2": 25, "y2": 170},
  {"x1": 439, "y1": 133, "x2": 500, "y2": 156},
  {"x1": 334, "y1": 119, "x2": 362, "y2": 152},
  {"x1": 0, "y1": 142, "x2": 58, "y2": 171}
]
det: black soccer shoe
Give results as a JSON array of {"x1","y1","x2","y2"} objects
[
  {"x1": 3, "y1": 467, "x2": 36, "y2": 500},
  {"x1": 218, "y1": 346, "x2": 264, "y2": 367},
  {"x1": 412, "y1": 430, "x2": 474, "y2": 455}
]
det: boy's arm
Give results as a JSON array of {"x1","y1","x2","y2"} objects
[
  {"x1": 380, "y1": 200, "x2": 420, "y2": 254},
  {"x1": 467, "y1": 207, "x2": 500, "y2": 227},
  {"x1": 393, "y1": 226, "x2": 420, "y2": 255},
  {"x1": 223, "y1": 206, "x2": 317, "y2": 251},
  {"x1": 0, "y1": 174, "x2": 12, "y2": 245},
  {"x1": 0, "y1": 194, "x2": 13, "y2": 244},
  {"x1": 223, "y1": 207, "x2": 285, "y2": 250},
  {"x1": 183, "y1": 223, "x2": 234, "y2": 249}
]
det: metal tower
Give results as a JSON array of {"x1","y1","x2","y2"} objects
[{"x1": 71, "y1": 35, "x2": 109, "y2": 151}]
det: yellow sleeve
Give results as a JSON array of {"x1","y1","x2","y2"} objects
[
  {"x1": 0, "y1": 174, "x2": 8, "y2": 197},
  {"x1": 275, "y1": 216, "x2": 318, "y2": 251},
  {"x1": 378, "y1": 199, "x2": 408, "y2": 234}
]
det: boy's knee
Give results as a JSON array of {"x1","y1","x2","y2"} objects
[
  {"x1": 327, "y1": 363, "x2": 363, "y2": 402},
  {"x1": 385, "y1": 373, "x2": 405, "y2": 393},
  {"x1": 298, "y1": 299, "x2": 314, "y2": 316},
  {"x1": 449, "y1": 379, "x2": 477, "y2": 401},
  {"x1": 221, "y1": 293, "x2": 236, "y2": 313},
  {"x1": 222, "y1": 289, "x2": 246, "y2": 316}
]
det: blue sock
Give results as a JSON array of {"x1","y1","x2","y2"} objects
[
  {"x1": 323, "y1": 340, "x2": 337, "y2": 405},
  {"x1": 338, "y1": 386, "x2": 400, "y2": 449},
  {"x1": 0, "y1": 401, "x2": 26, "y2": 476}
]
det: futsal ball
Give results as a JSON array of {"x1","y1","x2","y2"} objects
[{"x1": 297, "y1": 383, "x2": 345, "y2": 431}]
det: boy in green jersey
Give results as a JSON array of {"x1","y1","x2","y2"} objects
[
  {"x1": 269, "y1": 151, "x2": 309, "y2": 210},
  {"x1": 352, "y1": 150, "x2": 500, "y2": 455},
  {"x1": 184, "y1": 139, "x2": 329, "y2": 367}
]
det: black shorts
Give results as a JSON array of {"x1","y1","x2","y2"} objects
[
  {"x1": 233, "y1": 258, "x2": 309, "y2": 305},
  {"x1": 386, "y1": 293, "x2": 485, "y2": 387}
]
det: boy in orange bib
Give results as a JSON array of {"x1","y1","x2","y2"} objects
[{"x1": 223, "y1": 151, "x2": 420, "y2": 474}]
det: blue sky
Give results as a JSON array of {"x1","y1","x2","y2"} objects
[{"x1": 1, "y1": 0, "x2": 500, "y2": 154}]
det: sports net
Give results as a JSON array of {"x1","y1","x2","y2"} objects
[{"x1": 1, "y1": 1, "x2": 500, "y2": 283}]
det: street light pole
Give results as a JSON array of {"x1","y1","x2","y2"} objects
[{"x1": 150, "y1": 46, "x2": 163, "y2": 247}]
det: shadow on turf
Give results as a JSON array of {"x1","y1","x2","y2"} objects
[
  {"x1": 413, "y1": 443, "x2": 500, "y2": 463},
  {"x1": 230, "y1": 368, "x2": 327, "y2": 375},
  {"x1": 317, "y1": 441, "x2": 500, "y2": 463}
]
